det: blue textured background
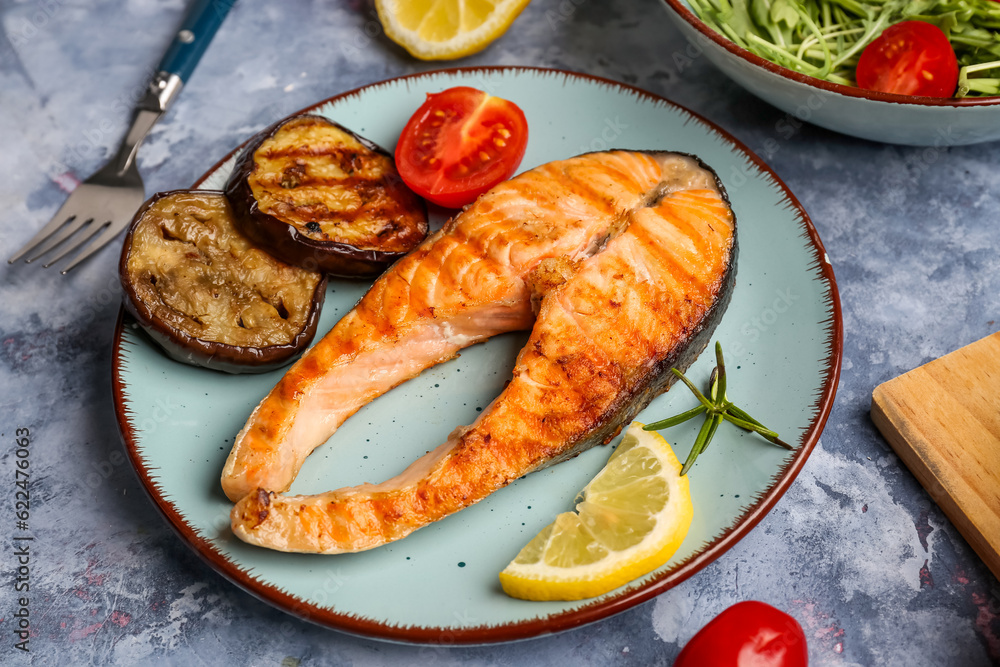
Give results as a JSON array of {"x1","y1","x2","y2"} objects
[{"x1": 1, "y1": 0, "x2": 998, "y2": 664}]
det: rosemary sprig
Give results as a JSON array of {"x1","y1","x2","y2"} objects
[{"x1": 644, "y1": 342, "x2": 792, "y2": 476}]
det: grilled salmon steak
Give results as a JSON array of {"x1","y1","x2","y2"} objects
[{"x1": 225, "y1": 150, "x2": 737, "y2": 553}]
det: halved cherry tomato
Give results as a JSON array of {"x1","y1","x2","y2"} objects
[
  {"x1": 856, "y1": 20, "x2": 959, "y2": 97},
  {"x1": 395, "y1": 87, "x2": 528, "y2": 209},
  {"x1": 674, "y1": 601, "x2": 808, "y2": 667}
]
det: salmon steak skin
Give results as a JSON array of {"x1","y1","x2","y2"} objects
[{"x1": 226, "y1": 150, "x2": 737, "y2": 554}]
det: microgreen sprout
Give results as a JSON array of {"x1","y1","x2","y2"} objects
[{"x1": 688, "y1": 0, "x2": 1000, "y2": 96}]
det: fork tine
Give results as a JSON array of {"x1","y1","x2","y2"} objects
[
  {"x1": 41, "y1": 220, "x2": 110, "y2": 269},
  {"x1": 23, "y1": 216, "x2": 91, "y2": 263},
  {"x1": 8, "y1": 197, "x2": 84, "y2": 263},
  {"x1": 56, "y1": 221, "x2": 122, "y2": 273}
]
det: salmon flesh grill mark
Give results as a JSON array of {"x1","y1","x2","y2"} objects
[{"x1": 223, "y1": 151, "x2": 737, "y2": 554}]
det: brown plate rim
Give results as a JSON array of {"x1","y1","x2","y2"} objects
[
  {"x1": 111, "y1": 65, "x2": 844, "y2": 645},
  {"x1": 661, "y1": 0, "x2": 1000, "y2": 108}
]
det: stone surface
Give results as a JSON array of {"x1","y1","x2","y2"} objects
[{"x1": 1, "y1": 0, "x2": 999, "y2": 664}]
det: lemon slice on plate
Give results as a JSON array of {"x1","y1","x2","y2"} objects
[
  {"x1": 499, "y1": 423, "x2": 694, "y2": 601},
  {"x1": 375, "y1": 0, "x2": 531, "y2": 61}
]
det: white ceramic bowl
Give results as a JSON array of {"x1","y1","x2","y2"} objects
[{"x1": 661, "y1": 0, "x2": 1000, "y2": 146}]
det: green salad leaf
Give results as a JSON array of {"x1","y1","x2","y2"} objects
[
  {"x1": 771, "y1": 0, "x2": 801, "y2": 30},
  {"x1": 687, "y1": 0, "x2": 1000, "y2": 96}
]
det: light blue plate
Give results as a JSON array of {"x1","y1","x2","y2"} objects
[{"x1": 113, "y1": 67, "x2": 842, "y2": 644}]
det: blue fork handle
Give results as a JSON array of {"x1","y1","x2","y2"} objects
[{"x1": 158, "y1": 0, "x2": 235, "y2": 83}]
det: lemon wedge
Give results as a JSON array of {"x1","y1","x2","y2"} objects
[
  {"x1": 499, "y1": 423, "x2": 693, "y2": 601},
  {"x1": 375, "y1": 0, "x2": 531, "y2": 61}
]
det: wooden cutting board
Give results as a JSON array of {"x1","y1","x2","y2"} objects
[{"x1": 871, "y1": 332, "x2": 1000, "y2": 581}]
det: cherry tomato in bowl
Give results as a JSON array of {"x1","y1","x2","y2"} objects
[
  {"x1": 674, "y1": 600, "x2": 808, "y2": 667},
  {"x1": 856, "y1": 20, "x2": 959, "y2": 98},
  {"x1": 395, "y1": 86, "x2": 529, "y2": 209}
]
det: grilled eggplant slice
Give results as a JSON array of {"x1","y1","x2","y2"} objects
[
  {"x1": 119, "y1": 190, "x2": 327, "y2": 374},
  {"x1": 224, "y1": 114, "x2": 428, "y2": 277}
]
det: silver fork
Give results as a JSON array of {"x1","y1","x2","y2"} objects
[
  {"x1": 8, "y1": 102, "x2": 164, "y2": 273},
  {"x1": 8, "y1": 0, "x2": 235, "y2": 274}
]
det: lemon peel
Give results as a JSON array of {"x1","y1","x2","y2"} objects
[
  {"x1": 499, "y1": 422, "x2": 693, "y2": 601},
  {"x1": 375, "y1": 0, "x2": 531, "y2": 61}
]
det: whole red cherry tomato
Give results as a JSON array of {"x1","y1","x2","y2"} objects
[
  {"x1": 395, "y1": 86, "x2": 529, "y2": 209},
  {"x1": 856, "y1": 20, "x2": 959, "y2": 97},
  {"x1": 674, "y1": 600, "x2": 808, "y2": 667}
]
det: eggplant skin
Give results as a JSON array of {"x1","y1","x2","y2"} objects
[
  {"x1": 224, "y1": 114, "x2": 429, "y2": 277},
  {"x1": 119, "y1": 190, "x2": 328, "y2": 374}
]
